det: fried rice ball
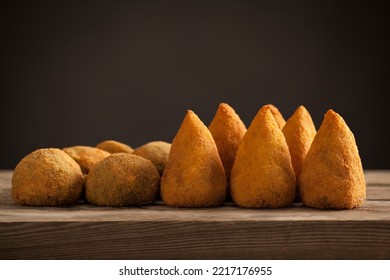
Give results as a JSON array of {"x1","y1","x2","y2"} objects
[
  {"x1": 231, "y1": 105, "x2": 296, "y2": 208},
  {"x1": 12, "y1": 148, "x2": 84, "y2": 206},
  {"x1": 85, "y1": 153, "x2": 160, "y2": 206},
  {"x1": 161, "y1": 110, "x2": 227, "y2": 207},
  {"x1": 299, "y1": 109, "x2": 366, "y2": 209},
  {"x1": 282, "y1": 105, "x2": 316, "y2": 201},
  {"x1": 209, "y1": 103, "x2": 247, "y2": 181},
  {"x1": 132, "y1": 141, "x2": 171, "y2": 175},
  {"x1": 63, "y1": 145, "x2": 110, "y2": 174},
  {"x1": 96, "y1": 140, "x2": 133, "y2": 154}
]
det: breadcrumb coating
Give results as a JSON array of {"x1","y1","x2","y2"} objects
[
  {"x1": 299, "y1": 109, "x2": 366, "y2": 209},
  {"x1": 231, "y1": 105, "x2": 296, "y2": 208},
  {"x1": 12, "y1": 148, "x2": 84, "y2": 206},
  {"x1": 86, "y1": 153, "x2": 160, "y2": 206},
  {"x1": 161, "y1": 110, "x2": 227, "y2": 207}
]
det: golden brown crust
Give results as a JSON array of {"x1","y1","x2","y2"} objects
[
  {"x1": 160, "y1": 110, "x2": 227, "y2": 207},
  {"x1": 133, "y1": 141, "x2": 171, "y2": 175},
  {"x1": 299, "y1": 109, "x2": 366, "y2": 209},
  {"x1": 230, "y1": 105, "x2": 296, "y2": 208},
  {"x1": 12, "y1": 148, "x2": 84, "y2": 206},
  {"x1": 63, "y1": 146, "x2": 110, "y2": 174},
  {"x1": 282, "y1": 105, "x2": 317, "y2": 200},
  {"x1": 96, "y1": 140, "x2": 133, "y2": 154},
  {"x1": 267, "y1": 104, "x2": 286, "y2": 129},
  {"x1": 209, "y1": 103, "x2": 247, "y2": 181},
  {"x1": 85, "y1": 153, "x2": 160, "y2": 206}
]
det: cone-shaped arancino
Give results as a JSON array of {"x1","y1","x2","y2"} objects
[
  {"x1": 230, "y1": 105, "x2": 296, "y2": 208},
  {"x1": 209, "y1": 103, "x2": 247, "y2": 180},
  {"x1": 282, "y1": 105, "x2": 316, "y2": 200},
  {"x1": 160, "y1": 110, "x2": 227, "y2": 207},
  {"x1": 299, "y1": 109, "x2": 366, "y2": 209}
]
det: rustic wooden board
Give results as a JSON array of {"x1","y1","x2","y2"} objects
[
  {"x1": 2, "y1": 220, "x2": 390, "y2": 260},
  {"x1": 367, "y1": 187, "x2": 390, "y2": 200},
  {"x1": 1, "y1": 169, "x2": 390, "y2": 260},
  {"x1": 364, "y1": 170, "x2": 390, "y2": 185}
]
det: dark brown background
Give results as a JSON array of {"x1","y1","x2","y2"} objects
[{"x1": 1, "y1": 1, "x2": 389, "y2": 169}]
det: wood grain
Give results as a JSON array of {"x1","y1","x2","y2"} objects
[
  {"x1": 1, "y1": 169, "x2": 390, "y2": 260},
  {"x1": 0, "y1": 221, "x2": 389, "y2": 260},
  {"x1": 364, "y1": 170, "x2": 390, "y2": 185},
  {"x1": 1, "y1": 201, "x2": 390, "y2": 222},
  {"x1": 367, "y1": 187, "x2": 390, "y2": 200}
]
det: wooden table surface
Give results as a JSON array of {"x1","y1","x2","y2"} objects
[{"x1": 1, "y1": 169, "x2": 389, "y2": 260}]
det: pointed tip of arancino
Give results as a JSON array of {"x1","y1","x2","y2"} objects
[
  {"x1": 266, "y1": 103, "x2": 282, "y2": 114},
  {"x1": 217, "y1": 102, "x2": 235, "y2": 115},
  {"x1": 265, "y1": 103, "x2": 286, "y2": 129},
  {"x1": 266, "y1": 103, "x2": 278, "y2": 110},
  {"x1": 256, "y1": 104, "x2": 271, "y2": 118},
  {"x1": 325, "y1": 109, "x2": 337, "y2": 117},
  {"x1": 219, "y1": 102, "x2": 230, "y2": 108},
  {"x1": 293, "y1": 105, "x2": 310, "y2": 117},
  {"x1": 183, "y1": 110, "x2": 205, "y2": 130},
  {"x1": 261, "y1": 104, "x2": 277, "y2": 120},
  {"x1": 323, "y1": 109, "x2": 351, "y2": 133},
  {"x1": 185, "y1": 109, "x2": 198, "y2": 121},
  {"x1": 324, "y1": 109, "x2": 343, "y2": 123},
  {"x1": 249, "y1": 105, "x2": 279, "y2": 130}
]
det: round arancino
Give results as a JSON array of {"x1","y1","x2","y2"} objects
[
  {"x1": 96, "y1": 140, "x2": 133, "y2": 154},
  {"x1": 132, "y1": 141, "x2": 171, "y2": 175},
  {"x1": 12, "y1": 148, "x2": 84, "y2": 206},
  {"x1": 85, "y1": 153, "x2": 160, "y2": 206},
  {"x1": 63, "y1": 145, "x2": 110, "y2": 174}
]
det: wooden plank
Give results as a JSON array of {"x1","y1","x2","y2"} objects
[
  {"x1": 364, "y1": 170, "x2": 390, "y2": 185},
  {"x1": 0, "y1": 170, "x2": 13, "y2": 205},
  {"x1": 367, "y1": 187, "x2": 390, "y2": 201},
  {"x1": 0, "y1": 170, "x2": 12, "y2": 188},
  {"x1": 1, "y1": 201, "x2": 390, "y2": 222},
  {"x1": 1, "y1": 220, "x2": 389, "y2": 259}
]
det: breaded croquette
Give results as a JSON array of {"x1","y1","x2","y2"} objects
[
  {"x1": 96, "y1": 140, "x2": 133, "y2": 154},
  {"x1": 12, "y1": 148, "x2": 84, "y2": 206},
  {"x1": 231, "y1": 105, "x2": 296, "y2": 208},
  {"x1": 133, "y1": 141, "x2": 171, "y2": 175},
  {"x1": 161, "y1": 110, "x2": 227, "y2": 207},
  {"x1": 282, "y1": 105, "x2": 316, "y2": 200},
  {"x1": 63, "y1": 145, "x2": 110, "y2": 174},
  {"x1": 86, "y1": 153, "x2": 160, "y2": 206},
  {"x1": 299, "y1": 109, "x2": 366, "y2": 209},
  {"x1": 209, "y1": 103, "x2": 246, "y2": 181}
]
